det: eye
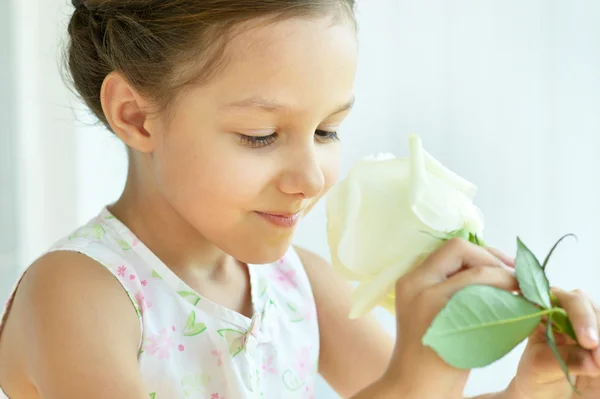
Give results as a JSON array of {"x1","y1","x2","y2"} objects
[
  {"x1": 238, "y1": 132, "x2": 278, "y2": 148},
  {"x1": 315, "y1": 129, "x2": 339, "y2": 142}
]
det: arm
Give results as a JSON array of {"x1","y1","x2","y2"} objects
[
  {"x1": 294, "y1": 246, "x2": 395, "y2": 398},
  {"x1": 7, "y1": 251, "x2": 147, "y2": 399}
]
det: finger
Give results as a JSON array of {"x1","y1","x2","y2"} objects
[
  {"x1": 590, "y1": 301, "x2": 600, "y2": 368},
  {"x1": 527, "y1": 342, "x2": 600, "y2": 378},
  {"x1": 417, "y1": 238, "x2": 507, "y2": 284},
  {"x1": 430, "y1": 266, "x2": 519, "y2": 302},
  {"x1": 553, "y1": 288, "x2": 600, "y2": 350},
  {"x1": 486, "y1": 247, "x2": 515, "y2": 268}
]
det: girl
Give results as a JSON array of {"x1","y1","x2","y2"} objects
[{"x1": 1, "y1": 1, "x2": 599, "y2": 398}]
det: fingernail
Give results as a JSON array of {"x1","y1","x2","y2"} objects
[{"x1": 587, "y1": 327, "x2": 599, "y2": 344}]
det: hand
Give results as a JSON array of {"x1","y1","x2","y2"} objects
[
  {"x1": 382, "y1": 238, "x2": 518, "y2": 399},
  {"x1": 507, "y1": 288, "x2": 600, "y2": 399}
]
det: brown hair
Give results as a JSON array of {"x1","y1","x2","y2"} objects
[{"x1": 66, "y1": 0, "x2": 357, "y2": 129}]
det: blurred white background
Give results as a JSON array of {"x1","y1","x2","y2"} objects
[{"x1": 1, "y1": 0, "x2": 599, "y2": 397}]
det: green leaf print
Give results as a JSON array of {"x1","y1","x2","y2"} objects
[
  {"x1": 151, "y1": 270, "x2": 163, "y2": 279},
  {"x1": 92, "y1": 224, "x2": 105, "y2": 238},
  {"x1": 255, "y1": 278, "x2": 268, "y2": 298},
  {"x1": 117, "y1": 238, "x2": 132, "y2": 251},
  {"x1": 177, "y1": 290, "x2": 201, "y2": 306},
  {"x1": 68, "y1": 224, "x2": 105, "y2": 240},
  {"x1": 282, "y1": 369, "x2": 305, "y2": 392},
  {"x1": 181, "y1": 372, "x2": 211, "y2": 398},
  {"x1": 267, "y1": 298, "x2": 278, "y2": 308},
  {"x1": 183, "y1": 311, "x2": 207, "y2": 336},
  {"x1": 287, "y1": 302, "x2": 305, "y2": 323},
  {"x1": 149, "y1": 393, "x2": 156, "y2": 399},
  {"x1": 217, "y1": 329, "x2": 245, "y2": 357}
]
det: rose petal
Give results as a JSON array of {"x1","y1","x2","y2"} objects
[
  {"x1": 349, "y1": 238, "x2": 441, "y2": 319},
  {"x1": 326, "y1": 176, "x2": 369, "y2": 281},
  {"x1": 349, "y1": 255, "x2": 422, "y2": 319},
  {"x1": 333, "y1": 158, "x2": 433, "y2": 277},
  {"x1": 408, "y1": 134, "x2": 484, "y2": 234}
]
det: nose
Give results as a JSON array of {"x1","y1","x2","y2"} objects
[{"x1": 278, "y1": 143, "x2": 325, "y2": 199}]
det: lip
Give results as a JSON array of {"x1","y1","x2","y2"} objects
[{"x1": 255, "y1": 211, "x2": 302, "y2": 228}]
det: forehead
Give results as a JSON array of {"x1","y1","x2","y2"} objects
[{"x1": 197, "y1": 16, "x2": 359, "y2": 114}]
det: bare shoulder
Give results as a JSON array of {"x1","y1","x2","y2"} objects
[
  {"x1": 293, "y1": 244, "x2": 355, "y2": 306},
  {"x1": 0, "y1": 251, "x2": 145, "y2": 398},
  {"x1": 293, "y1": 245, "x2": 354, "y2": 300},
  {"x1": 292, "y1": 245, "x2": 393, "y2": 397},
  {"x1": 293, "y1": 245, "x2": 330, "y2": 274},
  {"x1": 11, "y1": 251, "x2": 141, "y2": 342}
]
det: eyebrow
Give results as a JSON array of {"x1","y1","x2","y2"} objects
[{"x1": 222, "y1": 96, "x2": 355, "y2": 116}]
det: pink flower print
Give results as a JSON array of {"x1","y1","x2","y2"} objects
[
  {"x1": 129, "y1": 274, "x2": 136, "y2": 280},
  {"x1": 135, "y1": 291, "x2": 152, "y2": 314},
  {"x1": 172, "y1": 325, "x2": 176, "y2": 332},
  {"x1": 178, "y1": 344, "x2": 185, "y2": 352},
  {"x1": 141, "y1": 280, "x2": 148, "y2": 286},
  {"x1": 262, "y1": 354, "x2": 277, "y2": 374},
  {"x1": 211, "y1": 349, "x2": 223, "y2": 366},
  {"x1": 211, "y1": 394, "x2": 225, "y2": 399},
  {"x1": 270, "y1": 265, "x2": 298, "y2": 289},
  {"x1": 143, "y1": 328, "x2": 175, "y2": 360},
  {"x1": 117, "y1": 265, "x2": 127, "y2": 277},
  {"x1": 293, "y1": 347, "x2": 312, "y2": 380},
  {"x1": 303, "y1": 373, "x2": 315, "y2": 399}
]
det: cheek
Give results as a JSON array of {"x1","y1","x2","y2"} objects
[
  {"x1": 154, "y1": 132, "x2": 270, "y2": 211},
  {"x1": 320, "y1": 146, "x2": 341, "y2": 194}
]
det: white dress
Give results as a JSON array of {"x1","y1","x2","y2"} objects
[{"x1": 0, "y1": 208, "x2": 320, "y2": 399}]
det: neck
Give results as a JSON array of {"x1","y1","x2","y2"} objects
[{"x1": 109, "y1": 165, "x2": 234, "y2": 278}]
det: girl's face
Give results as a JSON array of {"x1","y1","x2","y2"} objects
[{"x1": 146, "y1": 16, "x2": 358, "y2": 264}]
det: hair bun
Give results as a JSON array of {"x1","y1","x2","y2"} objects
[{"x1": 71, "y1": 0, "x2": 84, "y2": 8}]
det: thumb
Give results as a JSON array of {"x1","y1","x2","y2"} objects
[{"x1": 527, "y1": 340, "x2": 600, "y2": 378}]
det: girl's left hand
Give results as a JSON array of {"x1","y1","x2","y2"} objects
[{"x1": 506, "y1": 288, "x2": 600, "y2": 399}]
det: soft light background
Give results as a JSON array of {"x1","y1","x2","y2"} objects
[{"x1": 1, "y1": 0, "x2": 598, "y2": 397}]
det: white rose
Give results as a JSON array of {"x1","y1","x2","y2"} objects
[{"x1": 326, "y1": 134, "x2": 485, "y2": 319}]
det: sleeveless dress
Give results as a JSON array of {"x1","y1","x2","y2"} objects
[{"x1": 0, "y1": 208, "x2": 320, "y2": 399}]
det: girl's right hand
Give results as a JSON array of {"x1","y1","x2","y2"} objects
[{"x1": 382, "y1": 238, "x2": 518, "y2": 398}]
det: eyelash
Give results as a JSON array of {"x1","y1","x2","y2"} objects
[{"x1": 239, "y1": 129, "x2": 339, "y2": 148}]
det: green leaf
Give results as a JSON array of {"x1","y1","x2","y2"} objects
[
  {"x1": 515, "y1": 237, "x2": 552, "y2": 309},
  {"x1": 546, "y1": 313, "x2": 580, "y2": 395},
  {"x1": 542, "y1": 234, "x2": 578, "y2": 271},
  {"x1": 422, "y1": 285, "x2": 543, "y2": 368},
  {"x1": 453, "y1": 229, "x2": 470, "y2": 241},
  {"x1": 149, "y1": 393, "x2": 156, "y2": 399},
  {"x1": 551, "y1": 310, "x2": 578, "y2": 342},
  {"x1": 468, "y1": 232, "x2": 482, "y2": 246}
]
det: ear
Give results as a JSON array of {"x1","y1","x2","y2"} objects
[{"x1": 100, "y1": 72, "x2": 156, "y2": 153}]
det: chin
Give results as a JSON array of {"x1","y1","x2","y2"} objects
[{"x1": 232, "y1": 238, "x2": 293, "y2": 265}]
